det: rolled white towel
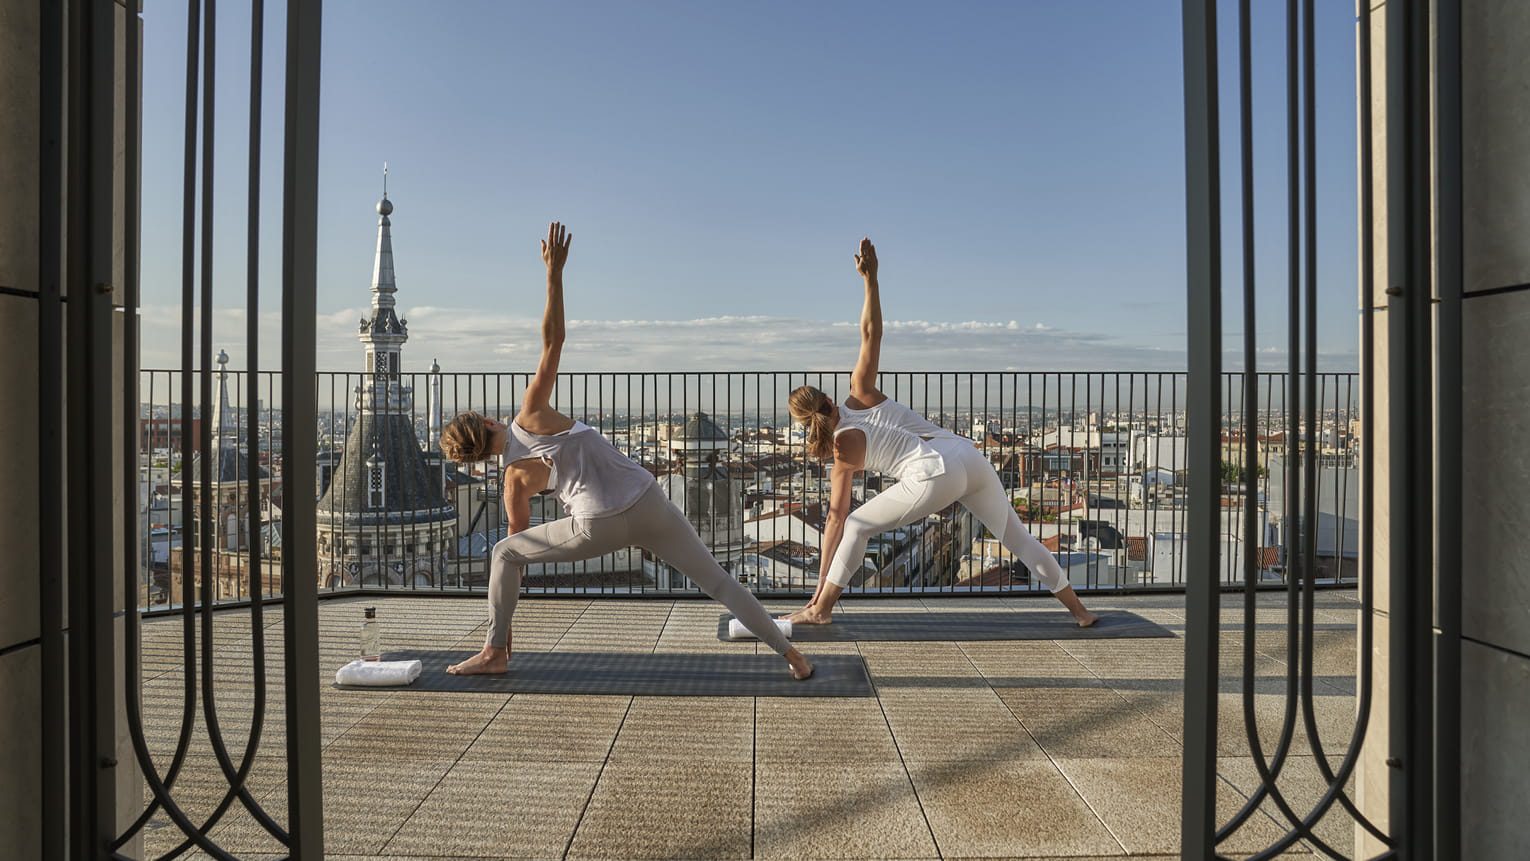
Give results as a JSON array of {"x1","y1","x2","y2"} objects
[
  {"x1": 726, "y1": 617, "x2": 793, "y2": 641},
  {"x1": 334, "y1": 658, "x2": 423, "y2": 687}
]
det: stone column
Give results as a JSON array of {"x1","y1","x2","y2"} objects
[
  {"x1": 0, "y1": 1, "x2": 144, "y2": 856},
  {"x1": 0, "y1": 4, "x2": 47, "y2": 855},
  {"x1": 1359, "y1": 1, "x2": 1530, "y2": 856},
  {"x1": 1456, "y1": 1, "x2": 1530, "y2": 856},
  {"x1": 1354, "y1": 3, "x2": 1391, "y2": 852}
]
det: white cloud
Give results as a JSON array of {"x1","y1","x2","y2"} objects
[{"x1": 135, "y1": 304, "x2": 1353, "y2": 375}]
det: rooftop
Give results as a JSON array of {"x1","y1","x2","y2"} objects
[{"x1": 137, "y1": 590, "x2": 1362, "y2": 859}]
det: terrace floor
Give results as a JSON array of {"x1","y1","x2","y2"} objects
[{"x1": 137, "y1": 589, "x2": 1364, "y2": 859}]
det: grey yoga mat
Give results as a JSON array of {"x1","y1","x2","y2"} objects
[
  {"x1": 335, "y1": 649, "x2": 875, "y2": 697},
  {"x1": 718, "y1": 609, "x2": 1176, "y2": 643}
]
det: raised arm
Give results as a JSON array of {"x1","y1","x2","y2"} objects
[
  {"x1": 849, "y1": 237, "x2": 885, "y2": 405},
  {"x1": 518, "y1": 222, "x2": 573, "y2": 429}
]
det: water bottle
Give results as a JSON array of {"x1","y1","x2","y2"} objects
[{"x1": 360, "y1": 606, "x2": 380, "y2": 661}]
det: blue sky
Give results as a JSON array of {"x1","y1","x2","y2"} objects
[{"x1": 138, "y1": 0, "x2": 1363, "y2": 372}]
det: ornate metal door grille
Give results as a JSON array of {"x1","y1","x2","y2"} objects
[
  {"x1": 1178, "y1": 1, "x2": 1461, "y2": 858},
  {"x1": 38, "y1": 0, "x2": 326, "y2": 857}
]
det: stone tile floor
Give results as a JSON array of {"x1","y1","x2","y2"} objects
[{"x1": 135, "y1": 590, "x2": 1366, "y2": 859}]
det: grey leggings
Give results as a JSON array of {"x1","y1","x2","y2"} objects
[{"x1": 485, "y1": 484, "x2": 794, "y2": 656}]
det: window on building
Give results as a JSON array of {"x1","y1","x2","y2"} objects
[{"x1": 369, "y1": 462, "x2": 386, "y2": 508}]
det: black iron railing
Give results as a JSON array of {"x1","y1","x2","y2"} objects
[{"x1": 135, "y1": 368, "x2": 1361, "y2": 611}]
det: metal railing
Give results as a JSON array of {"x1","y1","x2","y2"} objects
[{"x1": 135, "y1": 368, "x2": 1361, "y2": 610}]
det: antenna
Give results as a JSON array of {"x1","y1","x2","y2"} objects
[{"x1": 383, "y1": 162, "x2": 389, "y2": 196}]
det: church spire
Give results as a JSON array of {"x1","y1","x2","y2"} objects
[
  {"x1": 317, "y1": 167, "x2": 457, "y2": 589},
  {"x1": 213, "y1": 348, "x2": 235, "y2": 439},
  {"x1": 367, "y1": 164, "x2": 401, "y2": 318},
  {"x1": 355, "y1": 166, "x2": 412, "y2": 415}
]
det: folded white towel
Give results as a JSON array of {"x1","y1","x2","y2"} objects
[
  {"x1": 334, "y1": 658, "x2": 423, "y2": 687},
  {"x1": 726, "y1": 618, "x2": 793, "y2": 641}
]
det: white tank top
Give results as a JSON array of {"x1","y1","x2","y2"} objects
[
  {"x1": 501, "y1": 420, "x2": 655, "y2": 518},
  {"x1": 838, "y1": 397, "x2": 957, "y2": 441},
  {"x1": 833, "y1": 414, "x2": 947, "y2": 482}
]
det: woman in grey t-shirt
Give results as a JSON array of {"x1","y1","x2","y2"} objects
[{"x1": 440, "y1": 222, "x2": 813, "y2": 680}]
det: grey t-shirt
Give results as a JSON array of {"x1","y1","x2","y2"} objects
[{"x1": 501, "y1": 420, "x2": 655, "y2": 518}]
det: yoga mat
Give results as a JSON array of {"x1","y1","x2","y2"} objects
[
  {"x1": 336, "y1": 650, "x2": 874, "y2": 697},
  {"x1": 717, "y1": 609, "x2": 1175, "y2": 643}
]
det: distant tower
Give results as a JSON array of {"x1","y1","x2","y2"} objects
[
  {"x1": 214, "y1": 349, "x2": 237, "y2": 436},
  {"x1": 172, "y1": 349, "x2": 272, "y2": 598},
  {"x1": 426, "y1": 357, "x2": 442, "y2": 452},
  {"x1": 316, "y1": 173, "x2": 458, "y2": 588},
  {"x1": 660, "y1": 412, "x2": 747, "y2": 588},
  {"x1": 198, "y1": 349, "x2": 267, "y2": 552}
]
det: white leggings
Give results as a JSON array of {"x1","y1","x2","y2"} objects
[
  {"x1": 826, "y1": 437, "x2": 1071, "y2": 592},
  {"x1": 485, "y1": 484, "x2": 794, "y2": 656}
]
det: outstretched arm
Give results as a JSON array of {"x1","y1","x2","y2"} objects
[
  {"x1": 809, "y1": 432, "x2": 865, "y2": 605},
  {"x1": 849, "y1": 237, "x2": 885, "y2": 405},
  {"x1": 519, "y1": 222, "x2": 573, "y2": 427}
]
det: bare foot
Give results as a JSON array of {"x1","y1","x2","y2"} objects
[
  {"x1": 446, "y1": 647, "x2": 510, "y2": 675},
  {"x1": 1054, "y1": 588, "x2": 1098, "y2": 629},
  {"x1": 777, "y1": 598, "x2": 815, "y2": 620},
  {"x1": 781, "y1": 605, "x2": 833, "y2": 626},
  {"x1": 786, "y1": 650, "x2": 815, "y2": 681}
]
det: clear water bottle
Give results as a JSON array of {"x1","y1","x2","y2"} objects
[{"x1": 360, "y1": 606, "x2": 380, "y2": 661}]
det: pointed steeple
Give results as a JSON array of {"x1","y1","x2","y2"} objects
[
  {"x1": 188, "y1": 347, "x2": 265, "y2": 484},
  {"x1": 371, "y1": 174, "x2": 397, "y2": 306},
  {"x1": 317, "y1": 169, "x2": 457, "y2": 589},
  {"x1": 360, "y1": 164, "x2": 406, "y2": 343},
  {"x1": 213, "y1": 348, "x2": 236, "y2": 439},
  {"x1": 355, "y1": 165, "x2": 413, "y2": 415},
  {"x1": 426, "y1": 357, "x2": 443, "y2": 452}
]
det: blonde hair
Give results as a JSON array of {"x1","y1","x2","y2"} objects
[
  {"x1": 440, "y1": 411, "x2": 497, "y2": 464},
  {"x1": 788, "y1": 385, "x2": 836, "y2": 461}
]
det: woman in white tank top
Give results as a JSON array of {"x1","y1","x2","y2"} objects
[
  {"x1": 438, "y1": 222, "x2": 814, "y2": 680},
  {"x1": 782, "y1": 237, "x2": 1097, "y2": 628}
]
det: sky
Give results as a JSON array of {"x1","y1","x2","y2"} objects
[{"x1": 137, "y1": 0, "x2": 1364, "y2": 374}]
